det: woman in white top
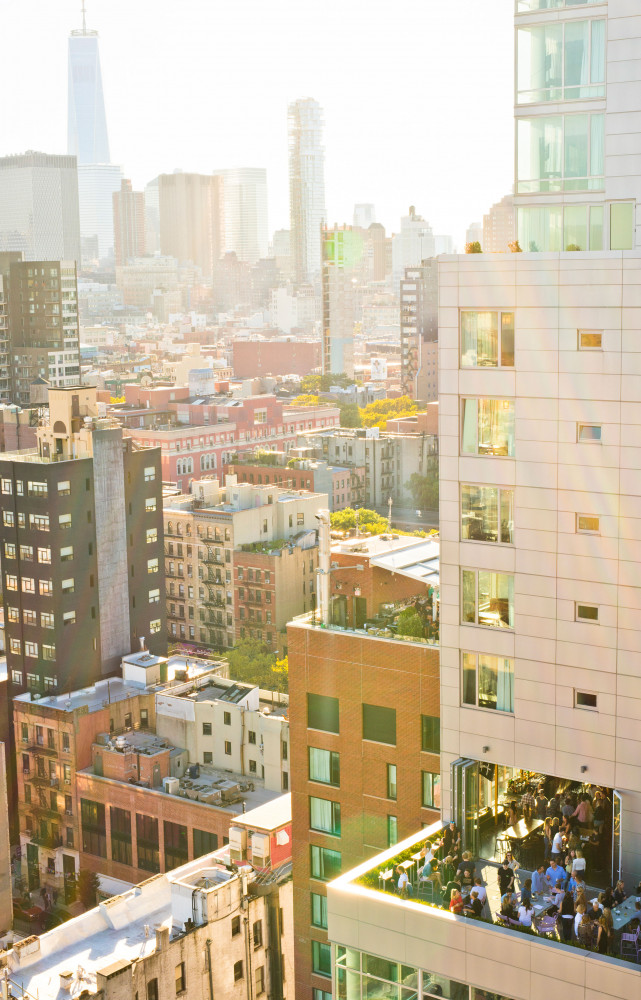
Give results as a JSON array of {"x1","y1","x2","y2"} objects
[
  {"x1": 574, "y1": 903, "x2": 586, "y2": 938},
  {"x1": 572, "y1": 849, "x2": 586, "y2": 876},
  {"x1": 518, "y1": 900, "x2": 534, "y2": 927}
]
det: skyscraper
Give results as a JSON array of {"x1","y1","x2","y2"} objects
[
  {"x1": 0, "y1": 153, "x2": 81, "y2": 264},
  {"x1": 158, "y1": 172, "x2": 223, "y2": 278},
  {"x1": 213, "y1": 167, "x2": 269, "y2": 264},
  {"x1": 321, "y1": 226, "x2": 364, "y2": 377},
  {"x1": 67, "y1": 11, "x2": 122, "y2": 263},
  {"x1": 113, "y1": 178, "x2": 146, "y2": 265},
  {"x1": 391, "y1": 207, "x2": 436, "y2": 287},
  {"x1": 400, "y1": 260, "x2": 438, "y2": 401},
  {"x1": 288, "y1": 98, "x2": 326, "y2": 284}
]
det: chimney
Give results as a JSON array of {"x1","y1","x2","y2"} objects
[
  {"x1": 155, "y1": 925, "x2": 170, "y2": 952},
  {"x1": 139, "y1": 636, "x2": 146, "y2": 652},
  {"x1": 316, "y1": 509, "x2": 331, "y2": 625}
]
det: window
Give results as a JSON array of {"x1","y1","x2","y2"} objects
[
  {"x1": 146, "y1": 528, "x2": 158, "y2": 545},
  {"x1": 5, "y1": 575, "x2": 17, "y2": 591},
  {"x1": 234, "y1": 961, "x2": 244, "y2": 982},
  {"x1": 58, "y1": 514, "x2": 72, "y2": 530},
  {"x1": 28, "y1": 481, "x2": 48, "y2": 497},
  {"x1": 144, "y1": 466, "x2": 156, "y2": 482},
  {"x1": 62, "y1": 732, "x2": 70, "y2": 752},
  {"x1": 2, "y1": 510, "x2": 13, "y2": 527},
  {"x1": 202, "y1": 722, "x2": 212, "y2": 736},
  {"x1": 517, "y1": 18, "x2": 605, "y2": 105},
  {"x1": 149, "y1": 588, "x2": 160, "y2": 604},
  {"x1": 164, "y1": 821, "x2": 188, "y2": 869},
  {"x1": 7, "y1": 607, "x2": 19, "y2": 622},
  {"x1": 313, "y1": 991, "x2": 332, "y2": 1000},
  {"x1": 576, "y1": 690, "x2": 598, "y2": 710},
  {"x1": 43, "y1": 644, "x2": 56, "y2": 660},
  {"x1": 175, "y1": 962, "x2": 185, "y2": 994},
  {"x1": 145, "y1": 497, "x2": 157, "y2": 512},
  {"x1": 19, "y1": 544, "x2": 33, "y2": 561},
  {"x1": 40, "y1": 612, "x2": 55, "y2": 629},
  {"x1": 310, "y1": 845, "x2": 341, "y2": 882},
  {"x1": 387, "y1": 764, "x2": 397, "y2": 800},
  {"x1": 611, "y1": 202, "x2": 635, "y2": 251},
  {"x1": 63, "y1": 611, "x2": 76, "y2": 626},
  {"x1": 4, "y1": 543, "x2": 15, "y2": 559},
  {"x1": 249, "y1": 759, "x2": 257, "y2": 773},
  {"x1": 150, "y1": 618, "x2": 161, "y2": 633},
  {"x1": 12, "y1": 670, "x2": 23, "y2": 686},
  {"x1": 388, "y1": 815, "x2": 398, "y2": 847},
  {"x1": 576, "y1": 603, "x2": 599, "y2": 622},
  {"x1": 576, "y1": 514, "x2": 600, "y2": 534},
  {"x1": 21, "y1": 577, "x2": 35, "y2": 593},
  {"x1": 194, "y1": 828, "x2": 218, "y2": 855},
  {"x1": 224, "y1": 741, "x2": 232, "y2": 755},
  {"x1": 58, "y1": 480, "x2": 71, "y2": 495},
  {"x1": 310, "y1": 797, "x2": 341, "y2": 836},
  {"x1": 110, "y1": 807, "x2": 132, "y2": 866},
  {"x1": 136, "y1": 814, "x2": 160, "y2": 872},
  {"x1": 518, "y1": 202, "x2": 603, "y2": 253},
  {"x1": 461, "y1": 311, "x2": 514, "y2": 367},
  {"x1": 578, "y1": 330, "x2": 602, "y2": 350},
  {"x1": 10, "y1": 638, "x2": 21, "y2": 655},
  {"x1": 25, "y1": 642, "x2": 38, "y2": 658},
  {"x1": 461, "y1": 569, "x2": 514, "y2": 628},
  {"x1": 461, "y1": 485, "x2": 513, "y2": 544},
  {"x1": 517, "y1": 113, "x2": 604, "y2": 195},
  {"x1": 39, "y1": 579, "x2": 53, "y2": 596},
  {"x1": 461, "y1": 399, "x2": 514, "y2": 457},
  {"x1": 223, "y1": 711, "x2": 231, "y2": 726},
  {"x1": 147, "y1": 558, "x2": 159, "y2": 574},
  {"x1": 422, "y1": 771, "x2": 441, "y2": 809},
  {"x1": 1, "y1": 478, "x2": 11, "y2": 494},
  {"x1": 38, "y1": 547, "x2": 51, "y2": 563},
  {"x1": 61, "y1": 578, "x2": 74, "y2": 593},
  {"x1": 307, "y1": 693, "x2": 339, "y2": 734},
  {"x1": 81, "y1": 799, "x2": 106, "y2": 858},
  {"x1": 253, "y1": 919, "x2": 263, "y2": 948},
  {"x1": 578, "y1": 423, "x2": 602, "y2": 442},
  {"x1": 231, "y1": 915, "x2": 241, "y2": 937},
  {"x1": 421, "y1": 715, "x2": 440, "y2": 754},
  {"x1": 309, "y1": 748, "x2": 340, "y2": 786},
  {"x1": 203, "y1": 751, "x2": 213, "y2": 764},
  {"x1": 147, "y1": 980, "x2": 158, "y2": 1000},
  {"x1": 255, "y1": 965, "x2": 265, "y2": 996},
  {"x1": 282, "y1": 742, "x2": 288, "y2": 760},
  {"x1": 362, "y1": 704, "x2": 396, "y2": 745},
  {"x1": 311, "y1": 892, "x2": 328, "y2": 929},
  {"x1": 462, "y1": 652, "x2": 515, "y2": 713},
  {"x1": 248, "y1": 730, "x2": 256, "y2": 744},
  {"x1": 312, "y1": 940, "x2": 332, "y2": 978}
]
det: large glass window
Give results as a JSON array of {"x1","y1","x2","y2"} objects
[
  {"x1": 309, "y1": 797, "x2": 341, "y2": 836},
  {"x1": 310, "y1": 844, "x2": 341, "y2": 881},
  {"x1": 461, "y1": 399, "x2": 515, "y2": 457},
  {"x1": 461, "y1": 485, "x2": 514, "y2": 544},
  {"x1": 311, "y1": 892, "x2": 328, "y2": 929},
  {"x1": 307, "y1": 693, "x2": 339, "y2": 734},
  {"x1": 81, "y1": 799, "x2": 106, "y2": 858},
  {"x1": 421, "y1": 715, "x2": 440, "y2": 754},
  {"x1": 362, "y1": 704, "x2": 396, "y2": 745},
  {"x1": 610, "y1": 203, "x2": 635, "y2": 250},
  {"x1": 164, "y1": 821, "x2": 188, "y2": 869},
  {"x1": 136, "y1": 814, "x2": 160, "y2": 873},
  {"x1": 422, "y1": 771, "x2": 441, "y2": 809},
  {"x1": 309, "y1": 747, "x2": 340, "y2": 786},
  {"x1": 194, "y1": 828, "x2": 218, "y2": 856},
  {"x1": 462, "y1": 652, "x2": 515, "y2": 713},
  {"x1": 312, "y1": 940, "x2": 332, "y2": 978},
  {"x1": 461, "y1": 312, "x2": 514, "y2": 368},
  {"x1": 461, "y1": 570, "x2": 514, "y2": 629},
  {"x1": 110, "y1": 807, "x2": 132, "y2": 866},
  {"x1": 517, "y1": 114, "x2": 604, "y2": 193},
  {"x1": 517, "y1": 19, "x2": 605, "y2": 104},
  {"x1": 517, "y1": 0, "x2": 602, "y2": 11},
  {"x1": 518, "y1": 203, "x2": 603, "y2": 252}
]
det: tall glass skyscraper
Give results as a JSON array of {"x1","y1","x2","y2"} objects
[{"x1": 288, "y1": 98, "x2": 326, "y2": 284}]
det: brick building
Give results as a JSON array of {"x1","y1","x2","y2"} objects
[
  {"x1": 226, "y1": 452, "x2": 366, "y2": 512},
  {"x1": 234, "y1": 541, "x2": 318, "y2": 650},
  {"x1": 232, "y1": 336, "x2": 321, "y2": 378},
  {"x1": 287, "y1": 607, "x2": 440, "y2": 1000}
]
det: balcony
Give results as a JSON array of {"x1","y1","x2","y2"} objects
[
  {"x1": 291, "y1": 603, "x2": 439, "y2": 647},
  {"x1": 201, "y1": 554, "x2": 226, "y2": 566},
  {"x1": 30, "y1": 831, "x2": 63, "y2": 849},
  {"x1": 27, "y1": 743, "x2": 57, "y2": 757}
]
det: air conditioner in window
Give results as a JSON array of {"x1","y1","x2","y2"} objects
[{"x1": 228, "y1": 826, "x2": 247, "y2": 862}]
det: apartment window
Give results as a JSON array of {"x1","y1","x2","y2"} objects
[
  {"x1": 58, "y1": 514, "x2": 71, "y2": 530},
  {"x1": 9, "y1": 638, "x2": 21, "y2": 656},
  {"x1": 202, "y1": 722, "x2": 212, "y2": 736},
  {"x1": 110, "y1": 807, "x2": 132, "y2": 866},
  {"x1": 203, "y1": 751, "x2": 213, "y2": 764},
  {"x1": 145, "y1": 497, "x2": 157, "y2": 512},
  {"x1": 307, "y1": 693, "x2": 339, "y2": 734},
  {"x1": 62, "y1": 731, "x2": 70, "y2": 752},
  {"x1": 1, "y1": 479, "x2": 11, "y2": 494},
  {"x1": 462, "y1": 652, "x2": 515, "y2": 713},
  {"x1": 21, "y1": 577, "x2": 35, "y2": 593},
  {"x1": 19, "y1": 544, "x2": 33, "y2": 561},
  {"x1": 234, "y1": 961, "x2": 244, "y2": 982},
  {"x1": 58, "y1": 545, "x2": 74, "y2": 563},
  {"x1": 461, "y1": 569, "x2": 514, "y2": 628},
  {"x1": 136, "y1": 814, "x2": 160, "y2": 872},
  {"x1": 194, "y1": 828, "x2": 218, "y2": 855},
  {"x1": 40, "y1": 579, "x2": 53, "y2": 596},
  {"x1": 297, "y1": 512, "x2": 304, "y2": 525},
  {"x1": 24, "y1": 642, "x2": 38, "y2": 658},
  {"x1": 150, "y1": 619, "x2": 161, "y2": 633},
  {"x1": 255, "y1": 965, "x2": 265, "y2": 996},
  {"x1": 7, "y1": 607, "x2": 19, "y2": 623},
  {"x1": 313, "y1": 991, "x2": 332, "y2": 1000},
  {"x1": 147, "y1": 558, "x2": 159, "y2": 574},
  {"x1": 63, "y1": 611, "x2": 76, "y2": 627},
  {"x1": 2, "y1": 511, "x2": 13, "y2": 526},
  {"x1": 81, "y1": 799, "x2": 107, "y2": 858},
  {"x1": 144, "y1": 466, "x2": 156, "y2": 482},
  {"x1": 387, "y1": 815, "x2": 398, "y2": 847},
  {"x1": 175, "y1": 962, "x2": 185, "y2": 994},
  {"x1": 224, "y1": 741, "x2": 232, "y2": 755},
  {"x1": 611, "y1": 202, "x2": 635, "y2": 250},
  {"x1": 578, "y1": 423, "x2": 602, "y2": 443},
  {"x1": 576, "y1": 514, "x2": 600, "y2": 534},
  {"x1": 12, "y1": 670, "x2": 23, "y2": 685},
  {"x1": 28, "y1": 481, "x2": 48, "y2": 497},
  {"x1": 461, "y1": 311, "x2": 514, "y2": 367},
  {"x1": 576, "y1": 690, "x2": 598, "y2": 710},
  {"x1": 231, "y1": 915, "x2": 241, "y2": 936},
  {"x1": 282, "y1": 742, "x2": 288, "y2": 761},
  {"x1": 40, "y1": 612, "x2": 55, "y2": 629},
  {"x1": 38, "y1": 547, "x2": 51, "y2": 563},
  {"x1": 517, "y1": 113, "x2": 604, "y2": 196},
  {"x1": 578, "y1": 330, "x2": 602, "y2": 350},
  {"x1": 57, "y1": 480, "x2": 71, "y2": 495},
  {"x1": 422, "y1": 771, "x2": 441, "y2": 809},
  {"x1": 311, "y1": 892, "x2": 328, "y2": 929},
  {"x1": 147, "y1": 980, "x2": 158, "y2": 1000},
  {"x1": 146, "y1": 527, "x2": 158, "y2": 544},
  {"x1": 5, "y1": 575, "x2": 17, "y2": 591},
  {"x1": 461, "y1": 485, "x2": 514, "y2": 544},
  {"x1": 312, "y1": 941, "x2": 332, "y2": 978},
  {"x1": 43, "y1": 644, "x2": 56, "y2": 660},
  {"x1": 421, "y1": 715, "x2": 440, "y2": 754},
  {"x1": 309, "y1": 797, "x2": 341, "y2": 836},
  {"x1": 61, "y1": 578, "x2": 74, "y2": 593},
  {"x1": 362, "y1": 704, "x2": 396, "y2": 745},
  {"x1": 387, "y1": 763, "x2": 397, "y2": 800},
  {"x1": 461, "y1": 399, "x2": 515, "y2": 457},
  {"x1": 576, "y1": 603, "x2": 599, "y2": 622},
  {"x1": 149, "y1": 588, "x2": 160, "y2": 604},
  {"x1": 517, "y1": 18, "x2": 605, "y2": 105},
  {"x1": 223, "y1": 711, "x2": 231, "y2": 726},
  {"x1": 253, "y1": 919, "x2": 263, "y2": 948},
  {"x1": 4, "y1": 543, "x2": 15, "y2": 559},
  {"x1": 164, "y1": 820, "x2": 188, "y2": 869},
  {"x1": 310, "y1": 845, "x2": 341, "y2": 882},
  {"x1": 309, "y1": 748, "x2": 340, "y2": 786}
]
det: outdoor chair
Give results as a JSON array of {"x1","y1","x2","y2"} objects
[{"x1": 620, "y1": 927, "x2": 641, "y2": 962}]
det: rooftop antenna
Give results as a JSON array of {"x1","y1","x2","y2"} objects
[{"x1": 81, "y1": 0, "x2": 87, "y2": 33}]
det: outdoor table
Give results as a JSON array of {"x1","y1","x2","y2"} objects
[
  {"x1": 378, "y1": 868, "x2": 394, "y2": 891},
  {"x1": 399, "y1": 858, "x2": 416, "y2": 882},
  {"x1": 504, "y1": 817, "x2": 544, "y2": 841},
  {"x1": 590, "y1": 895, "x2": 641, "y2": 931}
]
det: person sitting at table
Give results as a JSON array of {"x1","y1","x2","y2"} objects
[
  {"x1": 456, "y1": 851, "x2": 475, "y2": 889},
  {"x1": 577, "y1": 912, "x2": 593, "y2": 949},
  {"x1": 449, "y1": 888, "x2": 464, "y2": 915},
  {"x1": 588, "y1": 899, "x2": 603, "y2": 921},
  {"x1": 518, "y1": 897, "x2": 534, "y2": 928},
  {"x1": 535, "y1": 789, "x2": 548, "y2": 821},
  {"x1": 498, "y1": 858, "x2": 514, "y2": 896},
  {"x1": 573, "y1": 794, "x2": 593, "y2": 828},
  {"x1": 472, "y1": 877, "x2": 487, "y2": 907},
  {"x1": 574, "y1": 903, "x2": 586, "y2": 937},
  {"x1": 422, "y1": 857, "x2": 442, "y2": 893},
  {"x1": 559, "y1": 891, "x2": 575, "y2": 940},
  {"x1": 597, "y1": 909, "x2": 614, "y2": 954},
  {"x1": 396, "y1": 865, "x2": 411, "y2": 898},
  {"x1": 500, "y1": 892, "x2": 517, "y2": 921},
  {"x1": 532, "y1": 864, "x2": 548, "y2": 897},
  {"x1": 442, "y1": 874, "x2": 462, "y2": 908},
  {"x1": 521, "y1": 878, "x2": 533, "y2": 908},
  {"x1": 613, "y1": 879, "x2": 626, "y2": 905},
  {"x1": 463, "y1": 889, "x2": 484, "y2": 919}
]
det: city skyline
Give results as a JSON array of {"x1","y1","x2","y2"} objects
[{"x1": 0, "y1": 0, "x2": 514, "y2": 247}]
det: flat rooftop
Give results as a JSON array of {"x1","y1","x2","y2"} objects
[{"x1": 331, "y1": 533, "x2": 424, "y2": 559}]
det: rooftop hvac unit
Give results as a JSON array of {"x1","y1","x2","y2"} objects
[
  {"x1": 228, "y1": 826, "x2": 247, "y2": 862},
  {"x1": 163, "y1": 776, "x2": 180, "y2": 795},
  {"x1": 251, "y1": 832, "x2": 270, "y2": 868}
]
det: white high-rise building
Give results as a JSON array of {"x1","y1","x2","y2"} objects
[
  {"x1": 213, "y1": 167, "x2": 268, "y2": 264},
  {"x1": 391, "y1": 206, "x2": 436, "y2": 286},
  {"x1": 0, "y1": 152, "x2": 81, "y2": 262},
  {"x1": 328, "y1": 4, "x2": 641, "y2": 999},
  {"x1": 353, "y1": 203, "x2": 376, "y2": 229},
  {"x1": 77, "y1": 162, "x2": 123, "y2": 263},
  {"x1": 288, "y1": 98, "x2": 326, "y2": 284}
]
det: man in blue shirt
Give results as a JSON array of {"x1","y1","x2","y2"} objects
[
  {"x1": 532, "y1": 865, "x2": 547, "y2": 896},
  {"x1": 546, "y1": 860, "x2": 566, "y2": 902}
]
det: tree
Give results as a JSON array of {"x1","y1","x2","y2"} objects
[
  {"x1": 339, "y1": 403, "x2": 362, "y2": 428},
  {"x1": 395, "y1": 608, "x2": 426, "y2": 639},
  {"x1": 302, "y1": 372, "x2": 355, "y2": 393},
  {"x1": 76, "y1": 870, "x2": 101, "y2": 910},
  {"x1": 465, "y1": 241, "x2": 482, "y2": 254},
  {"x1": 406, "y1": 473, "x2": 439, "y2": 511},
  {"x1": 291, "y1": 394, "x2": 320, "y2": 407},
  {"x1": 359, "y1": 395, "x2": 417, "y2": 431},
  {"x1": 330, "y1": 507, "x2": 389, "y2": 535},
  {"x1": 227, "y1": 639, "x2": 288, "y2": 693}
]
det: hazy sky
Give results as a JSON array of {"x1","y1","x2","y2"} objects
[{"x1": 2, "y1": 0, "x2": 514, "y2": 246}]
